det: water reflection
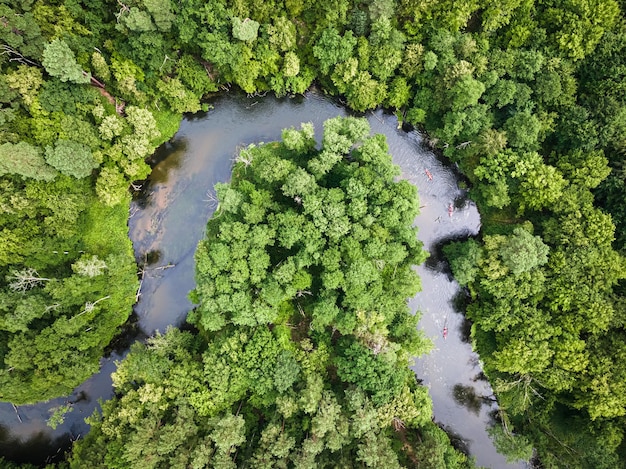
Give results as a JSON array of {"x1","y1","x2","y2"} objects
[
  {"x1": 148, "y1": 138, "x2": 188, "y2": 184},
  {"x1": 183, "y1": 110, "x2": 210, "y2": 122},
  {"x1": 141, "y1": 250, "x2": 163, "y2": 266},
  {"x1": 458, "y1": 312, "x2": 473, "y2": 344},
  {"x1": 423, "y1": 230, "x2": 478, "y2": 276},
  {"x1": 0, "y1": 426, "x2": 71, "y2": 465},
  {"x1": 443, "y1": 425, "x2": 472, "y2": 456},
  {"x1": 453, "y1": 384, "x2": 486, "y2": 415}
]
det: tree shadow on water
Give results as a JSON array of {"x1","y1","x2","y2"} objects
[
  {"x1": 439, "y1": 424, "x2": 472, "y2": 457},
  {"x1": 452, "y1": 384, "x2": 485, "y2": 416},
  {"x1": 146, "y1": 137, "x2": 188, "y2": 167},
  {"x1": 0, "y1": 425, "x2": 72, "y2": 466},
  {"x1": 424, "y1": 231, "x2": 480, "y2": 278},
  {"x1": 455, "y1": 308, "x2": 473, "y2": 345}
]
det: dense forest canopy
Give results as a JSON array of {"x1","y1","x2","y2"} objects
[{"x1": 0, "y1": 0, "x2": 625, "y2": 466}]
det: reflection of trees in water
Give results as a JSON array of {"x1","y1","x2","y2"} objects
[
  {"x1": 142, "y1": 250, "x2": 162, "y2": 266},
  {"x1": 424, "y1": 234, "x2": 456, "y2": 274},
  {"x1": 147, "y1": 137, "x2": 188, "y2": 167},
  {"x1": 426, "y1": 231, "x2": 479, "y2": 277},
  {"x1": 458, "y1": 312, "x2": 473, "y2": 344},
  {"x1": 107, "y1": 312, "x2": 142, "y2": 354},
  {"x1": 69, "y1": 390, "x2": 88, "y2": 405},
  {"x1": 131, "y1": 138, "x2": 190, "y2": 210},
  {"x1": 0, "y1": 425, "x2": 72, "y2": 466},
  {"x1": 440, "y1": 424, "x2": 471, "y2": 456},
  {"x1": 184, "y1": 110, "x2": 210, "y2": 122},
  {"x1": 144, "y1": 138, "x2": 189, "y2": 185},
  {"x1": 472, "y1": 371, "x2": 490, "y2": 383},
  {"x1": 452, "y1": 194, "x2": 472, "y2": 211},
  {"x1": 452, "y1": 383, "x2": 485, "y2": 415}
]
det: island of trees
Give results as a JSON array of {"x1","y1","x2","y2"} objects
[
  {"x1": 66, "y1": 116, "x2": 472, "y2": 468},
  {"x1": 1, "y1": 0, "x2": 626, "y2": 467}
]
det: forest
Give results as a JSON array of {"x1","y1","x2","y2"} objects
[{"x1": 0, "y1": 0, "x2": 625, "y2": 467}]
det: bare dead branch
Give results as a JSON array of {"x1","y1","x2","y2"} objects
[
  {"x1": 0, "y1": 44, "x2": 40, "y2": 67},
  {"x1": 12, "y1": 404, "x2": 22, "y2": 423},
  {"x1": 8, "y1": 268, "x2": 51, "y2": 292}
]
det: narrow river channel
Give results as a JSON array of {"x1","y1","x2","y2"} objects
[{"x1": 0, "y1": 91, "x2": 525, "y2": 468}]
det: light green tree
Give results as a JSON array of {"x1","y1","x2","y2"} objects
[
  {"x1": 499, "y1": 227, "x2": 549, "y2": 275},
  {"x1": 42, "y1": 39, "x2": 90, "y2": 84},
  {"x1": 232, "y1": 17, "x2": 260, "y2": 42},
  {"x1": 0, "y1": 142, "x2": 57, "y2": 181},
  {"x1": 5, "y1": 65, "x2": 43, "y2": 107},
  {"x1": 44, "y1": 140, "x2": 98, "y2": 179}
]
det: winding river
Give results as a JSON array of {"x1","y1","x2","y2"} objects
[{"x1": 0, "y1": 91, "x2": 525, "y2": 468}]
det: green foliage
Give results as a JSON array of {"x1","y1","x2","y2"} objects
[
  {"x1": 176, "y1": 55, "x2": 218, "y2": 96},
  {"x1": 443, "y1": 239, "x2": 482, "y2": 286},
  {"x1": 503, "y1": 110, "x2": 541, "y2": 150},
  {"x1": 189, "y1": 117, "x2": 427, "y2": 337},
  {"x1": 407, "y1": 421, "x2": 473, "y2": 468},
  {"x1": 336, "y1": 67, "x2": 387, "y2": 112},
  {"x1": 156, "y1": 77, "x2": 201, "y2": 113},
  {"x1": 555, "y1": 149, "x2": 611, "y2": 189},
  {"x1": 91, "y1": 52, "x2": 111, "y2": 82},
  {"x1": 487, "y1": 424, "x2": 534, "y2": 463},
  {"x1": 386, "y1": 76, "x2": 411, "y2": 109},
  {"x1": 121, "y1": 8, "x2": 156, "y2": 32},
  {"x1": 232, "y1": 17, "x2": 260, "y2": 42},
  {"x1": 143, "y1": 0, "x2": 175, "y2": 32},
  {"x1": 367, "y1": 17, "x2": 405, "y2": 81},
  {"x1": 313, "y1": 28, "x2": 357, "y2": 75},
  {"x1": 47, "y1": 403, "x2": 74, "y2": 430},
  {"x1": 282, "y1": 51, "x2": 300, "y2": 77},
  {"x1": 282, "y1": 122, "x2": 316, "y2": 154},
  {"x1": 0, "y1": 4, "x2": 46, "y2": 60},
  {"x1": 499, "y1": 227, "x2": 549, "y2": 275},
  {"x1": 0, "y1": 142, "x2": 57, "y2": 181},
  {"x1": 448, "y1": 75, "x2": 485, "y2": 111},
  {"x1": 335, "y1": 340, "x2": 408, "y2": 405},
  {"x1": 42, "y1": 39, "x2": 90, "y2": 84},
  {"x1": 4, "y1": 0, "x2": 626, "y2": 465},
  {"x1": 44, "y1": 140, "x2": 98, "y2": 179},
  {"x1": 5, "y1": 64, "x2": 44, "y2": 108},
  {"x1": 0, "y1": 169, "x2": 137, "y2": 403},
  {"x1": 95, "y1": 165, "x2": 129, "y2": 207},
  {"x1": 268, "y1": 16, "x2": 297, "y2": 52},
  {"x1": 538, "y1": 0, "x2": 620, "y2": 61}
]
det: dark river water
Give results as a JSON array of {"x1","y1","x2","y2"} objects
[{"x1": 0, "y1": 91, "x2": 525, "y2": 468}]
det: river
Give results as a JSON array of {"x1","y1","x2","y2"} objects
[{"x1": 0, "y1": 91, "x2": 525, "y2": 468}]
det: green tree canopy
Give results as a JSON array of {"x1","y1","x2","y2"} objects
[
  {"x1": 42, "y1": 39, "x2": 91, "y2": 84},
  {"x1": 232, "y1": 17, "x2": 260, "y2": 42},
  {"x1": 44, "y1": 140, "x2": 98, "y2": 179},
  {"x1": 0, "y1": 142, "x2": 57, "y2": 181}
]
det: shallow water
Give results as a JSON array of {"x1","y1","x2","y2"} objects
[{"x1": 0, "y1": 91, "x2": 525, "y2": 468}]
